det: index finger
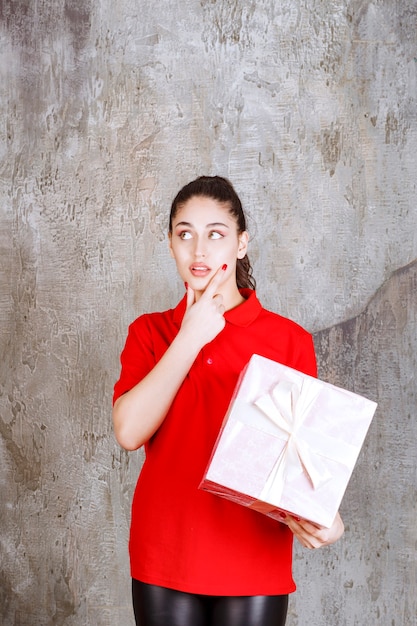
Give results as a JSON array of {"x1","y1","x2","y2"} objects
[
  {"x1": 185, "y1": 284, "x2": 196, "y2": 311},
  {"x1": 202, "y1": 264, "x2": 227, "y2": 298}
]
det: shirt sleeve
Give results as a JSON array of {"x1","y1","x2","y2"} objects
[
  {"x1": 113, "y1": 315, "x2": 156, "y2": 405},
  {"x1": 291, "y1": 329, "x2": 318, "y2": 378}
]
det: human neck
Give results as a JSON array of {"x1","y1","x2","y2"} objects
[{"x1": 194, "y1": 285, "x2": 245, "y2": 311}]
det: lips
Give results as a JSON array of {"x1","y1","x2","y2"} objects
[{"x1": 190, "y1": 263, "x2": 211, "y2": 277}]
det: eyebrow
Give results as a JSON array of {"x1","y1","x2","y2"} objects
[{"x1": 174, "y1": 221, "x2": 230, "y2": 229}]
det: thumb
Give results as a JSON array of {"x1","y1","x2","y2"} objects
[{"x1": 185, "y1": 284, "x2": 195, "y2": 310}]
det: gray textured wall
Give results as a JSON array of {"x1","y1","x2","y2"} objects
[{"x1": 1, "y1": 1, "x2": 416, "y2": 624}]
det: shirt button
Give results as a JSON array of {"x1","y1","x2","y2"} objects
[{"x1": 207, "y1": 358, "x2": 213, "y2": 365}]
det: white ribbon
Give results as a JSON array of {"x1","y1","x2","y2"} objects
[{"x1": 253, "y1": 378, "x2": 358, "y2": 505}]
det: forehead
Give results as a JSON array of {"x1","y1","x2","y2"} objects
[{"x1": 173, "y1": 196, "x2": 234, "y2": 225}]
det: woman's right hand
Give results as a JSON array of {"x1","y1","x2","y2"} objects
[
  {"x1": 113, "y1": 265, "x2": 228, "y2": 450},
  {"x1": 179, "y1": 265, "x2": 227, "y2": 350}
]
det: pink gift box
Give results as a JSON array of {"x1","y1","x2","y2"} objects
[{"x1": 200, "y1": 354, "x2": 377, "y2": 528}]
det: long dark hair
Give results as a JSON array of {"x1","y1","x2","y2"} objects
[{"x1": 169, "y1": 176, "x2": 256, "y2": 290}]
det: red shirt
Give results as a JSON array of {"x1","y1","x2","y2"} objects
[{"x1": 113, "y1": 290, "x2": 317, "y2": 595}]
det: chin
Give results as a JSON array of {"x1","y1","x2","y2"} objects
[
  {"x1": 190, "y1": 275, "x2": 213, "y2": 290},
  {"x1": 190, "y1": 280, "x2": 209, "y2": 292}
]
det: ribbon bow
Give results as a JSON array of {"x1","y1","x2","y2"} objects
[{"x1": 253, "y1": 377, "x2": 355, "y2": 505}]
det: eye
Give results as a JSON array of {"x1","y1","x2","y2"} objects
[
  {"x1": 179, "y1": 231, "x2": 192, "y2": 240},
  {"x1": 209, "y1": 231, "x2": 223, "y2": 240}
]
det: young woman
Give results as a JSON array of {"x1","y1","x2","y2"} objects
[{"x1": 113, "y1": 176, "x2": 344, "y2": 626}]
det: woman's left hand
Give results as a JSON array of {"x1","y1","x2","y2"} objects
[{"x1": 283, "y1": 511, "x2": 344, "y2": 549}]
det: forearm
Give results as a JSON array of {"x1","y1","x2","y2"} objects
[
  {"x1": 113, "y1": 272, "x2": 228, "y2": 451},
  {"x1": 112, "y1": 332, "x2": 200, "y2": 451}
]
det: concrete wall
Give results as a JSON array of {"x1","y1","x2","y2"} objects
[{"x1": 1, "y1": 1, "x2": 416, "y2": 624}]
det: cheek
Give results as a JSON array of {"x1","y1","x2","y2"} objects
[
  {"x1": 173, "y1": 246, "x2": 187, "y2": 262},
  {"x1": 169, "y1": 240, "x2": 182, "y2": 260},
  {"x1": 171, "y1": 248, "x2": 188, "y2": 272}
]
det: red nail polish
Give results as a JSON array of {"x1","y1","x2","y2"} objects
[
  {"x1": 222, "y1": 264, "x2": 227, "y2": 271},
  {"x1": 279, "y1": 512, "x2": 287, "y2": 519},
  {"x1": 292, "y1": 515, "x2": 301, "y2": 522}
]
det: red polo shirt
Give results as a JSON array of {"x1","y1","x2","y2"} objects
[{"x1": 113, "y1": 289, "x2": 317, "y2": 595}]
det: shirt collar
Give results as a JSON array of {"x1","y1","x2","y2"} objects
[{"x1": 173, "y1": 289, "x2": 262, "y2": 328}]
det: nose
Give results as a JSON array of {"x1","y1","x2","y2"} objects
[{"x1": 193, "y1": 236, "x2": 207, "y2": 258}]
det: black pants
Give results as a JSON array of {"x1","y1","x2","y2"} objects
[{"x1": 132, "y1": 579, "x2": 288, "y2": 626}]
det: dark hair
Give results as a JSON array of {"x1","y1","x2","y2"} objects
[{"x1": 169, "y1": 175, "x2": 256, "y2": 290}]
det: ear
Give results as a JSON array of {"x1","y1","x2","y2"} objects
[
  {"x1": 237, "y1": 231, "x2": 249, "y2": 259},
  {"x1": 168, "y1": 232, "x2": 175, "y2": 258}
]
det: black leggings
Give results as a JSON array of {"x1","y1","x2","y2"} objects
[{"x1": 132, "y1": 579, "x2": 288, "y2": 626}]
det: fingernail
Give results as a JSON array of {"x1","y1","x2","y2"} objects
[
  {"x1": 222, "y1": 264, "x2": 227, "y2": 271},
  {"x1": 292, "y1": 515, "x2": 301, "y2": 522},
  {"x1": 279, "y1": 512, "x2": 287, "y2": 519},
  {"x1": 184, "y1": 282, "x2": 188, "y2": 289}
]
